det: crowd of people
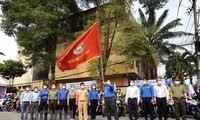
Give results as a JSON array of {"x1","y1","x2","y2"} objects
[{"x1": 0, "y1": 77, "x2": 200, "y2": 120}]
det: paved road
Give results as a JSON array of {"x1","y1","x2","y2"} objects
[{"x1": 0, "y1": 111, "x2": 195, "y2": 120}]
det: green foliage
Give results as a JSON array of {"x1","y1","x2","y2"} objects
[
  {"x1": 6, "y1": 86, "x2": 17, "y2": 93},
  {"x1": 165, "y1": 52, "x2": 196, "y2": 82},
  {"x1": 85, "y1": 0, "x2": 131, "y2": 79},
  {"x1": 138, "y1": 0, "x2": 168, "y2": 13},
  {"x1": 0, "y1": 0, "x2": 80, "y2": 80},
  {"x1": 0, "y1": 60, "x2": 27, "y2": 86},
  {"x1": 0, "y1": 52, "x2": 5, "y2": 56}
]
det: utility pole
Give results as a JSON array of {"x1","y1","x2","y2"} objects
[{"x1": 192, "y1": 0, "x2": 200, "y2": 83}]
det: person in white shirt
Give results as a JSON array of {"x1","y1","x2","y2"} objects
[
  {"x1": 30, "y1": 86, "x2": 40, "y2": 120},
  {"x1": 154, "y1": 77, "x2": 169, "y2": 120},
  {"x1": 125, "y1": 80, "x2": 140, "y2": 120}
]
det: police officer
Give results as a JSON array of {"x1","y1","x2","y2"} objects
[
  {"x1": 48, "y1": 83, "x2": 59, "y2": 120},
  {"x1": 170, "y1": 77, "x2": 188, "y2": 120},
  {"x1": 39, "y1": 84, "x2": 49, "y2": 120}
]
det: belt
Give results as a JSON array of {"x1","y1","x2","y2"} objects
[
  {"x1": 32, "y1": 101, "x2": 39, "y2": 103},
  {"x1": 22, "y1": 101, "x2": 30, "y2": 103},
  {"x1": 128, "y1": 98, "x2": 137, "y2": 99},
  {"x1": 79, "y1": 100, "x2": 87, "y2": 102},
  {"x1": 156, "y1": 97, "x2": 166, "y2": 99},
  {"x1": 59, "y1": 100, "x2": 67, "y2": 101},
  {"x1": 50, "y1": 99, "x2": 57, "y2": 101},
  {"x1": 105, "y1": 96, "x2": 114, "y2": 99},
  {"x1": 41, "y1": 99, "x2": 47, "y2": 101}
]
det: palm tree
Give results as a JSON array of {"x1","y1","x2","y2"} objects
[
  {"x1": 165, "y1": 51, "x2": 196, "y2": 83},
  {"x1": 0, "y1": 52, "x2": 5, "y2": 56},
  {"x1": 138, "y1": 8, "x2": 192, "y2": 79}
]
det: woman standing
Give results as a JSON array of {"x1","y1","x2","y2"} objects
[
  {"x1": 68, "y1": 85, "x2": 76, "y2": 120},
  {"x1": 89, "y1": 84, "x2": 99, "y2": 120}
]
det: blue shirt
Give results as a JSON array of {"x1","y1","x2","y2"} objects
[
  {"x1": 104, "y1": 83, "x2": 115, "y2": 98},
  {"x1": 58, "y1": 89, "x2": 69, "y2": 101},
  {"x1": 6, "y1": 95, "x2": 11, "y2": 101},
  {"x1": 88, "y1": 89, "x2": 99, "y2": 102},
  {"x1": 140, "y1": 84, "x2": 154, "y2": 99},
  {"x1": 40, "y1": 88, "x2": 49, "y2": 100},
  {"x1": 21, "y1": 91, "x2": 32, "y2": 102}
]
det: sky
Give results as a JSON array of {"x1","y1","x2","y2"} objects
[{"x1": 0, "y1": 0, "x2": 199, "y2": 77}]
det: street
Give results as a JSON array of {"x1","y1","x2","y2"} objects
[{"x1": 0, "y1": 111, "x2": 195, "y2": 120}]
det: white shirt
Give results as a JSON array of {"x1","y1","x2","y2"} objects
[
  {"x1": 154, "y1": 84, "x2": 169, "y2": 100},
  {"x1": 125, "y1": 86, "x2": 140, "y2": 103},
  {"x1": 31, "y1": 91, "x2": 40, "y2": 102}
]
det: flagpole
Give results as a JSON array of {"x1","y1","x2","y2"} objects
[{"x1": 96, "y1": 0, "x2": 105, "y2": 87}]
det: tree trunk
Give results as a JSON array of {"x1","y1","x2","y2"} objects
[{"x1": 49, "y1": 36, "x2": 57, "y2": 85}]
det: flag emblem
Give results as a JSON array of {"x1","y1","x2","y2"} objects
[{"x1": 73, "y1": 42, "x2": 84, "y2": 55}]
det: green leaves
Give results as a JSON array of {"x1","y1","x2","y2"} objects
[{"x1": 0, "y1": 60, "x2": 27, "y2": 85}]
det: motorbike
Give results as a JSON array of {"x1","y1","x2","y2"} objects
[
  {"x1": 186, "y1": 98, "x2": 200, "y2": 120},
  {"x1": 167, "y1": 99, "x2": 175, "y2": 118},
  {"x1": 116, "y1": 98, "x2": 125, "y2": 116},
  {"x1": 1, "y1": 100, "x2": 15, "y2": 112}
]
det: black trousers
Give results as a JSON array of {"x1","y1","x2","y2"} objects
[
  {"x1": 105, "y1": 97, "x2": 119, "y2": 120},
  {"x1": 69, "y1": 98, "x2": 76, "y2": 119},
  {"x1": 156, "y1": 97, "x2": 168, "y2": 120},
  {"x1": 39, "y1": 99, "x2": 48, "y2": 120},
  {"x1": 128, "y1": 98, "x2": 138, "y2": 120},
  {"x1": 59, "y1": 100, "x2": 68, "y2": 118},
  {"x1": 90, "y1": 99, "x2": 98, "y2": 119},
  {"x1": 142, "y1": 97, "x2": 154, "y2": 120}
]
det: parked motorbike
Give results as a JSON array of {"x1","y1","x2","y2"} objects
[
  {"x1": 186, "y1": 98, "x2": 200, "y2": 120},
  {"x1": 116, "y1": 98, "x2": 125, "y2": 116},
  {"x1": 167, "y1": 99, "x2": 175, "y2": 118},
  {"x1": 1, "y1": 100, "x2": 14, "y2": 112}
]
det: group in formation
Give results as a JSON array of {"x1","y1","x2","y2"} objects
[{"x1": 0, "y1": 77, "x2": 193, "y2": 120}]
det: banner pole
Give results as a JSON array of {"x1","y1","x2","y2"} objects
[{"x1": 100, "y1": 55, "x2": 105, "y2": 85}]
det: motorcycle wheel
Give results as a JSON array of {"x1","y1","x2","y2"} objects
[{"x1": 193, "y1": 108, "x2": 200, "y2": 120}]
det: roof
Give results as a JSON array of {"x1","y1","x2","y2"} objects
[{"x1": 0, "y1": 77, "x2": 7, "y2": 87}]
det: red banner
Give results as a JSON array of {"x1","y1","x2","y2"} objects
[{"x1": 57, "y1": 21, "x2": 101, "y2": 71}]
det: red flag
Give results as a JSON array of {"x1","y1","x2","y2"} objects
[{"x1": 57, "y1": 21, "x2": 101, "y2": 71}]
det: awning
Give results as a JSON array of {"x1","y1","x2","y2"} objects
[{"x1": 0, "y1": 77, "x2": 7, "y2": 87}]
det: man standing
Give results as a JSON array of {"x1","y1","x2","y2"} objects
[
  {"x1": 39, "y1": 84, "x2": 49, "y2": 120},
  {"x1": 125, "y1": 80, "x2": 140, "y2": 120},
  {"x1": 103, "y1": 80, "x2": 119, "y2": 120},
  {"x1": 20, "y1": 86, "x2": 32, "y2": 120},
  {"x1": 140, "y1": 78, "x2": 155, "y2": 120},
  {"x1": 58, "y1": 83, "x2": 69, "y2": 120},
  {"x1": 154, "y1": 77, "x2": 169, "y2": 120},
  {"x1": 76, "y1": 82, "x2": 89, "y2": 120},
  {"x1": 48, "y1": 83, "x2": 59, "y2": 120},
  {"x1": 30, "y1": 86, "x2": 40, "y2": 120},
  {"x1": 170, "y1": 77, "x2": 188, "y2": 120}
]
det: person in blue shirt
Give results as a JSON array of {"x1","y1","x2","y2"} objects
[
  {"x1": 20, "y1": 86, "x2": 32, "y2": 120},
  {"x1": 58, "y1": 83, "x2": 69, "y2": 120},
  {"x1": 140, "y1": 78, "x2": 155, "y2": 120},
  {"x1": 88, "y1": 84, "x2": 99, "y2": 120},
  {"x1": 103, "y1": 80, "x2": 119, "y2": 120},
  {"x1": 39, "y1": 84, "x2": 49, "y2": 120}
]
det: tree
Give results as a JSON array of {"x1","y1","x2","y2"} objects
[
  {"x1": 0, "y1": 60, "x2": 27, "y2": 86},
  {"x1": 138, "y1": 0, "x2": 168, "y2": 13},
  {"x1": 78, "y1": 0, "x2": 133, "y2": 82},
  {"x1": 165, "y1": 52, "x2": 196, "y2": 83},
  {"x1": 138, "y1": 8, "x2": 192, "y2": 78},
  {"x1": 0, "y1": 52, "x2": 5, "y2": 56},
  {"x1": 0, "y1": 0, "x2": 79, "y2": 83}
]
